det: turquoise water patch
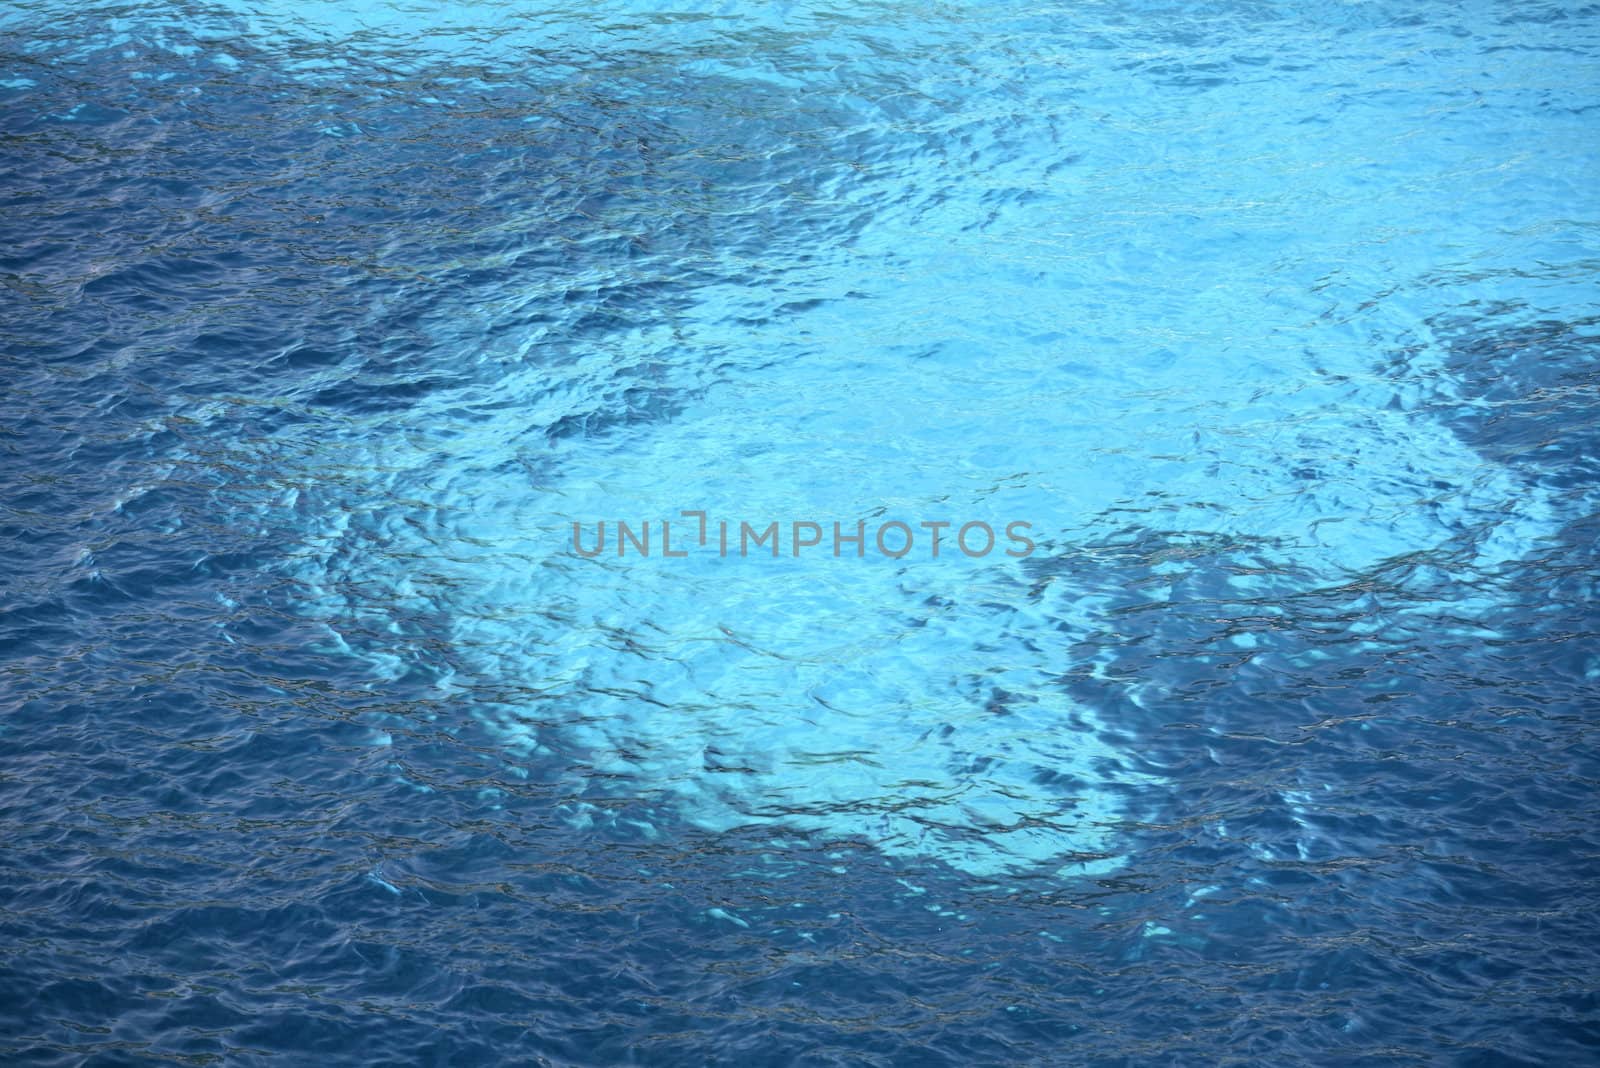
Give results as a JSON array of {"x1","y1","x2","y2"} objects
[{"x1": 130, "y1": 0, "x2": 1587, "y2": 878}]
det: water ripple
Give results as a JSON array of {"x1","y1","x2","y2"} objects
[{"x1": 2, "y1": 1, "x2": 1598, "y2": 1063}]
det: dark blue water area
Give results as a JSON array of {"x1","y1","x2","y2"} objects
[{"x1": 3, "y1": 2, "x2": 1600, "y2": 1065}]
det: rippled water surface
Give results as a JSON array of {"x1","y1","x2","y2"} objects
[{"x1": 3, "y1": 1, "x2": 1598, "y2": 1063}]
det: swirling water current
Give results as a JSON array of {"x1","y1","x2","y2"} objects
[{"x1": 2, "y1": 1, "x2": 1598, "y2": 1064}]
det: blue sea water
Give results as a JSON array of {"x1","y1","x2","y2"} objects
[{"x1": 2, "y1": 0, "x2": 1598, "y2": 1063}]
